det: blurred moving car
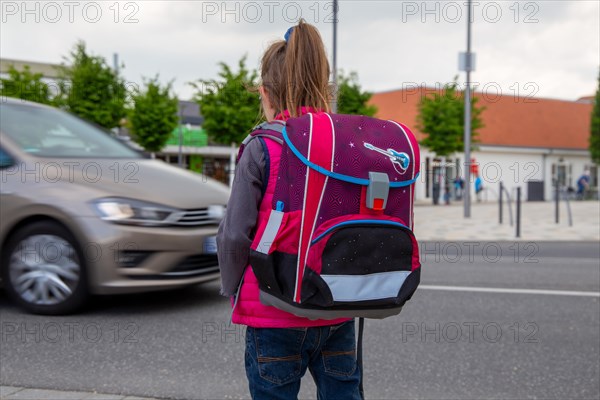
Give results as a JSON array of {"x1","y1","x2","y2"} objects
[{"x1": 0, "y1": 98, "x2": 230, "y2": 314}]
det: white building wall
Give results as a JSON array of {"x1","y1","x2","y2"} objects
[
  {"x1": 414, "y1": 146, "x2": 596, "y2": 203},
  {"x1": 160, "y1": 142, "x2": 597, "y2": 203}
]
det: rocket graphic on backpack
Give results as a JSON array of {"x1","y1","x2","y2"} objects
[{"x1": 239, "y1": 112, "x2": 421, "y2": 319}]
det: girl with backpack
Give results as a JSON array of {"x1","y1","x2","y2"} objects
[
  {"x1": 217, "y1": 20, "x2": 362, "y2": 399},
  {"x1": 218, "y1": 19, "x2": 421, "y2": 400}
]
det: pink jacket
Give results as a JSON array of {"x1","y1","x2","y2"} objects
[{"x1": 231, "y1": 135, "x2": 349, "y2": 328}]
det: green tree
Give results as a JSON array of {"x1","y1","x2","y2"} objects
[
  {"x1": 417, "y1": 78, "x2": 485, "y2": 157},
  {"x1": 56, "y1": 41, "x2": 127, "y2": 129},
  {"x1": 590, "y1": 71, "x2": 600, "y2": 165},
  {"x1": 336, "y1": 71, "x2": 377, "y2": 116},
  {"x1": 191, "y1": 56, "x2": 260, "y2": 145},
  {"x1": 0, "y1": 65, "x2": 54, "y2": 105},
  {"x1": 128, "y1": 77, "x2": 179, "y2": 153}
]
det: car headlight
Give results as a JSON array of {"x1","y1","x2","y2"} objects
[
  {"x1": 93, "y1": 198, "x2": 177, "y2": 226},
  {"x1": 207, "y1": 205, "x2": 226, "y2": 221}
]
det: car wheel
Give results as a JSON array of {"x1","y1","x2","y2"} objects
[{"x1": 2, "y1": 221, "x2": 88, "y2": 314}]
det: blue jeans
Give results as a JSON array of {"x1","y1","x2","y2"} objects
[{"x1": 245, "y1": 320, "x2": 361, "y2": 400}]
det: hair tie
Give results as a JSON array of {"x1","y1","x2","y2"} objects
[{"x1": 284, "y1": 27, "x2": 294, "y2": 42}]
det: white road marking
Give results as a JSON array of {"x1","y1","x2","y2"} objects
[{"x1": 419, "y1": 285, "x2": 600, "y2": 297}]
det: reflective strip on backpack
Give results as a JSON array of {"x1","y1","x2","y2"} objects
[
  {"x1": 255, "y1": 208, "x2": 284, "y2": 254},
  {"x1": 321, "y1": 271, "x2": 412, "y2": 302}
]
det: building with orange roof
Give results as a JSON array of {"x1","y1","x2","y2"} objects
[{"x1": 369, "y1": 87, "x2": 597, "y2": 202}]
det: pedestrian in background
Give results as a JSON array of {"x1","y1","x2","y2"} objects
[
  {"x1": 475, "y1": 175, "x2": 484, "y2": 202},
  {"x1": 453, "y1": 176, "x2": 464, "y2": 200},
  {"x1": 576, "y1": 170, "x2": 591, "y2": 200}
]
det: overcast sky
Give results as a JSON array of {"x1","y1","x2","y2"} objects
[{"x1": 1, "y1": 0, "x2": 598, "y2": 101}]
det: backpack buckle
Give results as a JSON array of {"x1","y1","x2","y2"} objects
[{"x1": 366, "y1": 172, "x2": 390, "y2": 211}]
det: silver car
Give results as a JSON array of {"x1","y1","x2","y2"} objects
[{"x1": 0, "y1": 98, "x2": 229, "y2": 314}]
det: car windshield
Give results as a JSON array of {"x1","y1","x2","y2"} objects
[{"x1": 0, "y1": 103, "x2": 141, "y2": 158}]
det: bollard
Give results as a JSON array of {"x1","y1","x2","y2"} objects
[
  {"x1": 516, "y1": 187, "x2": 522, "y2": 238},
  {"x1": 565, "y1": 190, "x2": 573, "y2": 227},
  {"x1": 499, "y1": 182, "x2": 503, "y2": 224},
  {"x1": 555, "y1": 179, "x2": 559, "y2": 224}
]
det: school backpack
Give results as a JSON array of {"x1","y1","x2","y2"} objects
[{"x1": 240, "y1": 112, "x2": 421, "y2": 320}]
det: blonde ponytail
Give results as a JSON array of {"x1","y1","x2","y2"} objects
[{"x1": 260, "y1": 20, "x2": 331, "y2": 118}]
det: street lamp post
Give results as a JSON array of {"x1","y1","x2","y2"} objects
[
  {"x1": 332, "y1": 0, "x2": 338, "y2": 113},
  {"x1": 460, "y1": 0, "x2": 475, "y2": 218},
  {"x1": 178, "y1": 103, "x2": 184, "y2": 167}
]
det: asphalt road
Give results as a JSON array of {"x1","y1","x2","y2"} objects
[{"x1": 1, "y1": 242, "x2": 599, "y2": 400}]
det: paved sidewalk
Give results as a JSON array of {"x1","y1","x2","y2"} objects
[
  {"x1": 0, "y1": 386, "x2": 159, "y2": 400},
  {"x1": 414, "y1": 200, "x2": 600, "y2": 241}
]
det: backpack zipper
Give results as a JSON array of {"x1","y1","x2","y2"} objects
[{"x1": 311, "y1": 219, "x2": 412, "y2": 245}]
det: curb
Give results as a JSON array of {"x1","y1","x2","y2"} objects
[{"x1": 0, "y1": 386, "x2": 161, "y2": 400}]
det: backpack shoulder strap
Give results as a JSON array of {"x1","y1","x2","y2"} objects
[
  {"x1": 243, "y1": 121, "x2": 285, "y2": 144},
  {"x1": 252, "y1": 120, "x2": 286, "y2": 134},
  {"x1": 237, "y1": 121, "x2": 285, "y2": 163},
  {"x1": 357, "y1": 317, "x2": 365, "y2": 400}
]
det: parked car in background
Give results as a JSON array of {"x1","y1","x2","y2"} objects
[{"x1": 0, "y1": 98, "x2": 229, "y2": 314}]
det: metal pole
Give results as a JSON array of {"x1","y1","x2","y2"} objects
[
  {"x1": 178, "y1": 103, "x2": 184, "y2": 167},
  {"x1": 113, "y1": 53, "x2": 119, "y2": 74},
  {"x1": 229, "y1": 143, "x2": 236, "y2": 187},
  {"x1": 555, "y1": 178, "x2": 559, "y2": 223},
  {"x1": 331, "y1": 0, "x2": 338, "y2": 113},
  {"x1": 112, "y1": 53, "x2": 121, "y2": 136},
  {"x1": 501, "y1": 186, "x2": 514, "y2": 227},
  {"x1": 499, "y1": 181, "x2": 503, "y2": 224},
  {"x1": 463, "y1": 0, "x2": 472, "y2": 218},
  {"x1": 507, "y1": 188, "x2": 514, "y2": 227},
  {"x1": 516, "y1": 187, "x2": 521, "y2": 238},
  {"x1": 565, "y1": 191, "x2": 573, "y2": 227}
]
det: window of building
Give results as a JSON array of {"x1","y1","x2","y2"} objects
[{"x1": 552, "y1": 162, "x2": 573, "y2": 188}]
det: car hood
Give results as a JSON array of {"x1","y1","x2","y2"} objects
[{"x1": 45, "y1": 158, "x2": 231, "y2": 209}]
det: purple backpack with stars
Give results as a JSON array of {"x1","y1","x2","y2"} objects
[{"x1": 244, "y1": 112, "x2": 421, "y2": 319}]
